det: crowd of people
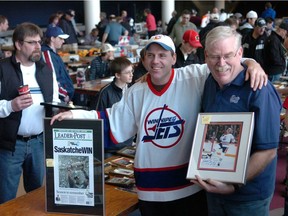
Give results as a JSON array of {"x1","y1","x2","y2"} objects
[{"x1": 0, "y1": 2, "x2": 287, "y2": 216}]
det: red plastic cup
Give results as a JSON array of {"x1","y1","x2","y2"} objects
[{"x1": 18, "y1": 85, "x2": 30, "y2": 95}]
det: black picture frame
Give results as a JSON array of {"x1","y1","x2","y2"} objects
[
  {"x1": 44, "y1": 118, "x2": 104, "y2": 215},
  {"x1": 110, "y1": 157, "x2": 134, "y2": 168},
  {"x1": 116, "y1": 146, "x2": 136, "y2": 158}
]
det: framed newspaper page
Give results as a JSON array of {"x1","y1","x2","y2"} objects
[
  {"x1": 44, "y1": 118, "x2": 104, "y2": 215},
  {"x1": 187, "y1": 112, "x2": 254, "y2": 184}
]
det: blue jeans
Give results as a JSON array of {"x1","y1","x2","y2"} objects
[
  {"x1": 206, "y1": 193, "x2": 272, "y2": 216},
  {"x1": 0, "y1": 134, "x2": 44, "y2": 204}
]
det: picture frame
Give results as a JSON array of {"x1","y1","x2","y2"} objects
[
  {"x1": 117, "y1": 146, "x2": 136, "y2": 158},
  {"x1": 44, "y1": 118, "x2": 105, "y2": 215},
  {"x1": 105, "y1": 177, "x2": 135, "y2": 188},
  {"x1": 186, "y1": 112, "x2": 254, "y2": 184},
  {"x1": 110, "y1": 167, "x2": 134, "y2": 178},
  {"x1": 135, "y1": 23, "x2": 143, "y2": 33},
  {"x1": 111, "y1": 157, "x2": 134, "y2": 168}
]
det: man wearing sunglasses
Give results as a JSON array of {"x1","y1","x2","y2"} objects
[{"x1": 0, "y1": 22, "x2": 59, "y2": 204}]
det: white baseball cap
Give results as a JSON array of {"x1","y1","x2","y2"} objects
[
  {"x1": 246, "y1": 10, "x2": 258, "y2": 19},
  {"x1": 101, "y1": 43, "x2": 116, "y2": 53},
  {"x1": 145, "y1": 34, "x2": 175, "y2": 52},
  {"x1": 210, "y1": 13, "x2": 220, "y2": 22}
]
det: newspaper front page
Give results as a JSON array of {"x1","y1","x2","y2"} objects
[{"x1": 53, "y1": 128, "x2": 94, "y2": 206}]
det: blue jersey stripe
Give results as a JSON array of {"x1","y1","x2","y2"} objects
[{"x1": 134, "y1": 164, "x2": 192, "y2": 190}]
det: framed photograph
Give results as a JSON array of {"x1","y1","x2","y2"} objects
[
  {"x1": 110, "y1": 168, "x2": 134, "y2": 178},
  {"x1": 117, "y1": 146, "x2": 136, "y2": 158},
  {"x1": 135, "y1": 23, "x2": 143, "y2": 33},
  {"x1": 111, "y1": 157, "x2": 134, "y2": 168},
  {"x1": 105, "y1": 177, "x2": 135, "y2": 188},
  {"x1": 186, "y1": 112, "x2": 254, "y2": 184},
  {"x1": 44, "y1": 118, "x2": 105, "y2": 215}
]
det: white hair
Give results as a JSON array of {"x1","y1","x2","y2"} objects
[{"x1": 205, "y1": 26, "x2": 242, "y2": 51}]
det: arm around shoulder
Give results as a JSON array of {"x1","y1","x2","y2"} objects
[{"x1": 242, "y1": 58, "x2": 268, "y2": 91}]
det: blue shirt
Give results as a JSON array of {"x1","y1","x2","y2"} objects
[
  {"x1": 104, "y1": 21, "x2": 127, "y2": 45},
  {"x1": 202, "y1": 66, "x2": 281, "y2": 201},
  {"x1": 261, "y1": 8, "x2": 276, "y2": 19}
]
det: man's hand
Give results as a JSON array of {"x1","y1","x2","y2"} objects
[
  {"x1": 11, "y1": 94, "x2": 33, "y2": 112},
  {"x1": 244, "y1": 60, "x2": 268, "y2": 91},
  {"x1": 64, "y1": 95, "x2": 70, "y2": 103},
  {"x1": 50, "y1": 111, "x2": 73, "y2": 125},
  {"x1": 191, "y1": 175, "x2": 235, "y2": 194}
]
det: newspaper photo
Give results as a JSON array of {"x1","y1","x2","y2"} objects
[{"x1": 53, "y1": 128, "x2": 94, "y2": 206}]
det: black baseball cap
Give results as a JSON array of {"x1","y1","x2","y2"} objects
[
  {"x1": 279, "y1": 22, "x2": 288, "y2": 31},
  {"x1": 66, "y1": 9, "x2": 74, "y2": 17},
  {"x1": 255, "y1": 18, "x2": 267, "y2": 28}
]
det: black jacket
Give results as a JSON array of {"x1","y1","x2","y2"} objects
[
  {"x1": 264, "y1": 31, "x2": 287, "y2": 76},
  {"x1": 96, "y1": 78, "x2": 122, "y2": 111},
  {"x1": 132, "y1": 62, "x2": 147, "y2": 84},
  {"x1": 166, "y1": 16, "x2": 177, "y2": 35},
  {"x1": 0, "y1": 55, "x2": 53, "y2": 151},
  {"x1": 242, "y1": 32, "x2": 267, "y2": 68},
  {"x1": 58, "y1": 17, "x2": 78, "y2": 44},
  {"x1": 174, "y1": 44, "x2": 201, "y2": 68}
]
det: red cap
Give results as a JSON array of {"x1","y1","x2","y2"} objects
[{"x1": 182, "y1": 30, "x2": 203, "y2": 48}]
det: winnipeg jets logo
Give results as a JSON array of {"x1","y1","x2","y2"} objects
[{"x1": 142, "y1": 104, "x2": 185, "y2": 148}]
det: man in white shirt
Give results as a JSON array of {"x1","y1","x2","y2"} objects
[{"x1": 0, "y1": 22, "x2": 59, "y2": 204}]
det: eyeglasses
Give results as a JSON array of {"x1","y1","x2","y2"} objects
[
  {"x1": 22, "y1": 40, "x2": 43, "y2": 46},
  {"x1": 207, "y1": 49, "x2": 239, "y2": 63}
]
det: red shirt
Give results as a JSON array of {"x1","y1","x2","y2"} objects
[{"x1": 146, "y1": 13, "x2": 156, "y2": 31}]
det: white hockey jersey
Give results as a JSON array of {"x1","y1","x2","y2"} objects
[{"x1": 72, "y1": 64, "x2": 210, "y2": 202}]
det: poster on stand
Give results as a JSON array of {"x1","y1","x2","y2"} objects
[{"x1": 44, "y1": 118, "x2": 104, "y2": 215}]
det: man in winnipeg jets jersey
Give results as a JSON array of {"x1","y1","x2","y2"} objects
[{"x1": 51, "y1": 35, "x2": 267, "y2": 215}]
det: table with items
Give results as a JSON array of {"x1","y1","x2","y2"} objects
[{"x1": 0, "y1": 149, "x2": 138, "y2": 216}]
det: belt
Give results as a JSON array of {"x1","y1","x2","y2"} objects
[{"x1": 17, "y1": 132, "x2": 43, "y2": 142}]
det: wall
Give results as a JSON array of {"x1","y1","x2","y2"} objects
[
  {"x1": 0, "y1": 1, "x2": 84, "y2": 28},
  {"x1": 1, "y1": 1, "x2": 288, "y2": 29}
]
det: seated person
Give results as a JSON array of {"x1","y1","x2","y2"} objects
[
  {"x1": 96, "y1": 56, "x2": 134, "y2": 158},
  {"x1": 89, "y1": 43, "x2": 115, "y2": 80},
  {"x1": 83, "y1": 27, "x2": 101, "y2": 46}
]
